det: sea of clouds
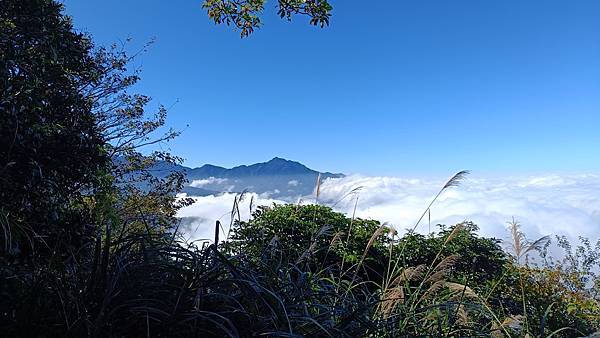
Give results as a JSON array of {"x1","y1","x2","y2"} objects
[{"x1": 177, "y1": 173, "x2": 600, "y2": 253}]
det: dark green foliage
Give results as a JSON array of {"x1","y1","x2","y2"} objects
[
  {"x1": 225, "y1": 205, "x2": 600, "y2": 336},
  {"x1": 0, "y1": 0, "x2": 107, "y2": 264},
  {"x1": 226, "y1": 204, "x2": 392, "y2": 283},
  {"x1": 0, "y1": 1, "x2": 109, "y2": 333},
  {"x1": 203, "y1": 0, "x2": 333, "y2": 37},
  {"x1": 397, "y1": 223, "x2": 509, "y2": 285},
  {"x1": 0, "y1": 0, "x2": 186, "y2": 334}
]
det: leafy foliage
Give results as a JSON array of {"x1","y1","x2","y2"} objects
[
  {"x1": 227, "y1": 204, "x2": 390, "y2": 268},
  {"x1": 203, "y1": 0, "x2": 333, "y2": 37},
  {"x1": 395, "y1": 222, "x2": 508, "y2": 285},
  {"x1": 0, "y1": 0, "x2": 107, "y2": 266}
]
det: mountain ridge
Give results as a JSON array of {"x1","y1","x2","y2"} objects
[
  {"x1": 186, "y1": 157, "x2": 343, "y2": 178},
  {"x1": 169, "y1": 157, "x2": 344, "y2": 198}
]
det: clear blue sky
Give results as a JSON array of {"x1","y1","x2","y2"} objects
[{"x1": 63, "y1": 0, "x2": 600, "y2": 176}]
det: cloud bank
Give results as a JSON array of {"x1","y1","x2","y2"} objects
[
  {"x1": 177, "y1": 173, "x2": 600, "y2": 249},
  {"x1": 177, "y1": 193, "x2": 284, "y2": 243},
  {"x1": 317, "y1": 174, "x2": 600, "y2": 244},
  {"x1": 190, "y1": 177, "x2": 229, "y2": 187}
]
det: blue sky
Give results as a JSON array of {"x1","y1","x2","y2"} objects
[{"x1": 63, "y1": 0, "x2": 600, "y2": 176}]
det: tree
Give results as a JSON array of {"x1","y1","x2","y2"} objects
[
  {"x1": 0, "y1": 0, "x2": 109, "y2": 333},
  {"x1": 203, "y1": 0, "x2": 333, "y2": 37},
  {"x1": 84, "y1": 40, "x2": 193, "y2": 240},
  {"x1": 0, "y1": 1, "x2": 190, "y2": 334},
  {"x1": 0, "y1": 0, "x2": 107, "y2": 264}
]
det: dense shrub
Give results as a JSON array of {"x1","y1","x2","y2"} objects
[{"x1": 226, "y1": 204, "x2": 392, "y2": 283}]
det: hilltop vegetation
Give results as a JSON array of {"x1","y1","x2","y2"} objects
[{"x1": 1, "y1": 1, "x2": 599, "y2": 336}]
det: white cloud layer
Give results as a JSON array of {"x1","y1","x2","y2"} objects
[
  {"x1": 317, "y1": 174, "x2": 600, "y2": 244},
  {"x1": 189, "y1": 177, "x2": 228, "y2": 187},
  {"x1": 177, "y1": 193, "x2": 284, "y2": 243},
  {"x1": 177, "y1": 173, "x2": 600, "y2": 250}
]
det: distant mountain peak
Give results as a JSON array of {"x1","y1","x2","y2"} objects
[
  {"x1": 185, "y1": 157, "x2": 343, "y2": 178},
  {"x1": 150, "y1": 157, "x2": 344, "y2": 198},
  {"x1": 230, "y1": 157, "x2": 311, "y2": 176},
  {"x1": 264, "y1": 157, "x2": 301, "y2": 165}
]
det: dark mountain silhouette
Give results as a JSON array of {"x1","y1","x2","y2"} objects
[
  {"x1": 173, "y1": 157, "x2": 344, "y2": 199},
  {"x1": 187, "y1": 157, "x2": 341, "y2": 178}
]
